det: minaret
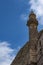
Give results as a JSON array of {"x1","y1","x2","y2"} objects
[
  {"x1": 27, "y1": 11, "x2": 38, "y2": 41},
  {"x1": 27, "y1": 11, "x2": 38, "y2": 65}
]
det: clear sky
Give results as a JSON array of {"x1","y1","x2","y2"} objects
[{"x1": 0, "y1": 0, "x2": 43, "y2": 65}]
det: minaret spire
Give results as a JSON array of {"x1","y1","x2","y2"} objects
[{"x1": 27, "y1": 11, "x2": 38, "y2": 41}]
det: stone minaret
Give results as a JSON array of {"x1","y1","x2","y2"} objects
[{"x1": 27, "y1": 11, "x2": 38, "y2": 65}]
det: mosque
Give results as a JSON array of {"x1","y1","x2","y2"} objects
[{"x1": 11, "y1": 11, "x2": 43, "y2": 65}]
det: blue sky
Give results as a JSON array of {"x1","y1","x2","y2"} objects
[
  {"x1": 0, "y1": 0, "x2": 43, "y2": 65},
  {"x1": 0, "y1": 0, "x2": 29, "y2": 48}
]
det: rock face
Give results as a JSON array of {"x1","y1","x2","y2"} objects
[{"x1": 11, "y1": 11, "x2": 43, "y2": 65}]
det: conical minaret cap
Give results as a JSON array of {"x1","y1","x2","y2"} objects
[{"x1": 29, "y1": 11, "x2": 36, "y2": 19}]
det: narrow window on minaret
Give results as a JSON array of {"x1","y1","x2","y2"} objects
[{"x1": 39, "y1": 41, "x2": 42, "y2": 54}]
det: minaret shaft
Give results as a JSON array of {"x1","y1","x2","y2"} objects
[{"x1": 27, "y1": 11, "x2": 38, "y2": 64}]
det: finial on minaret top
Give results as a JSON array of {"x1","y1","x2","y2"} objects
[{"x1": 30, "y1": 11, "x2": 35, "y2": 15}]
